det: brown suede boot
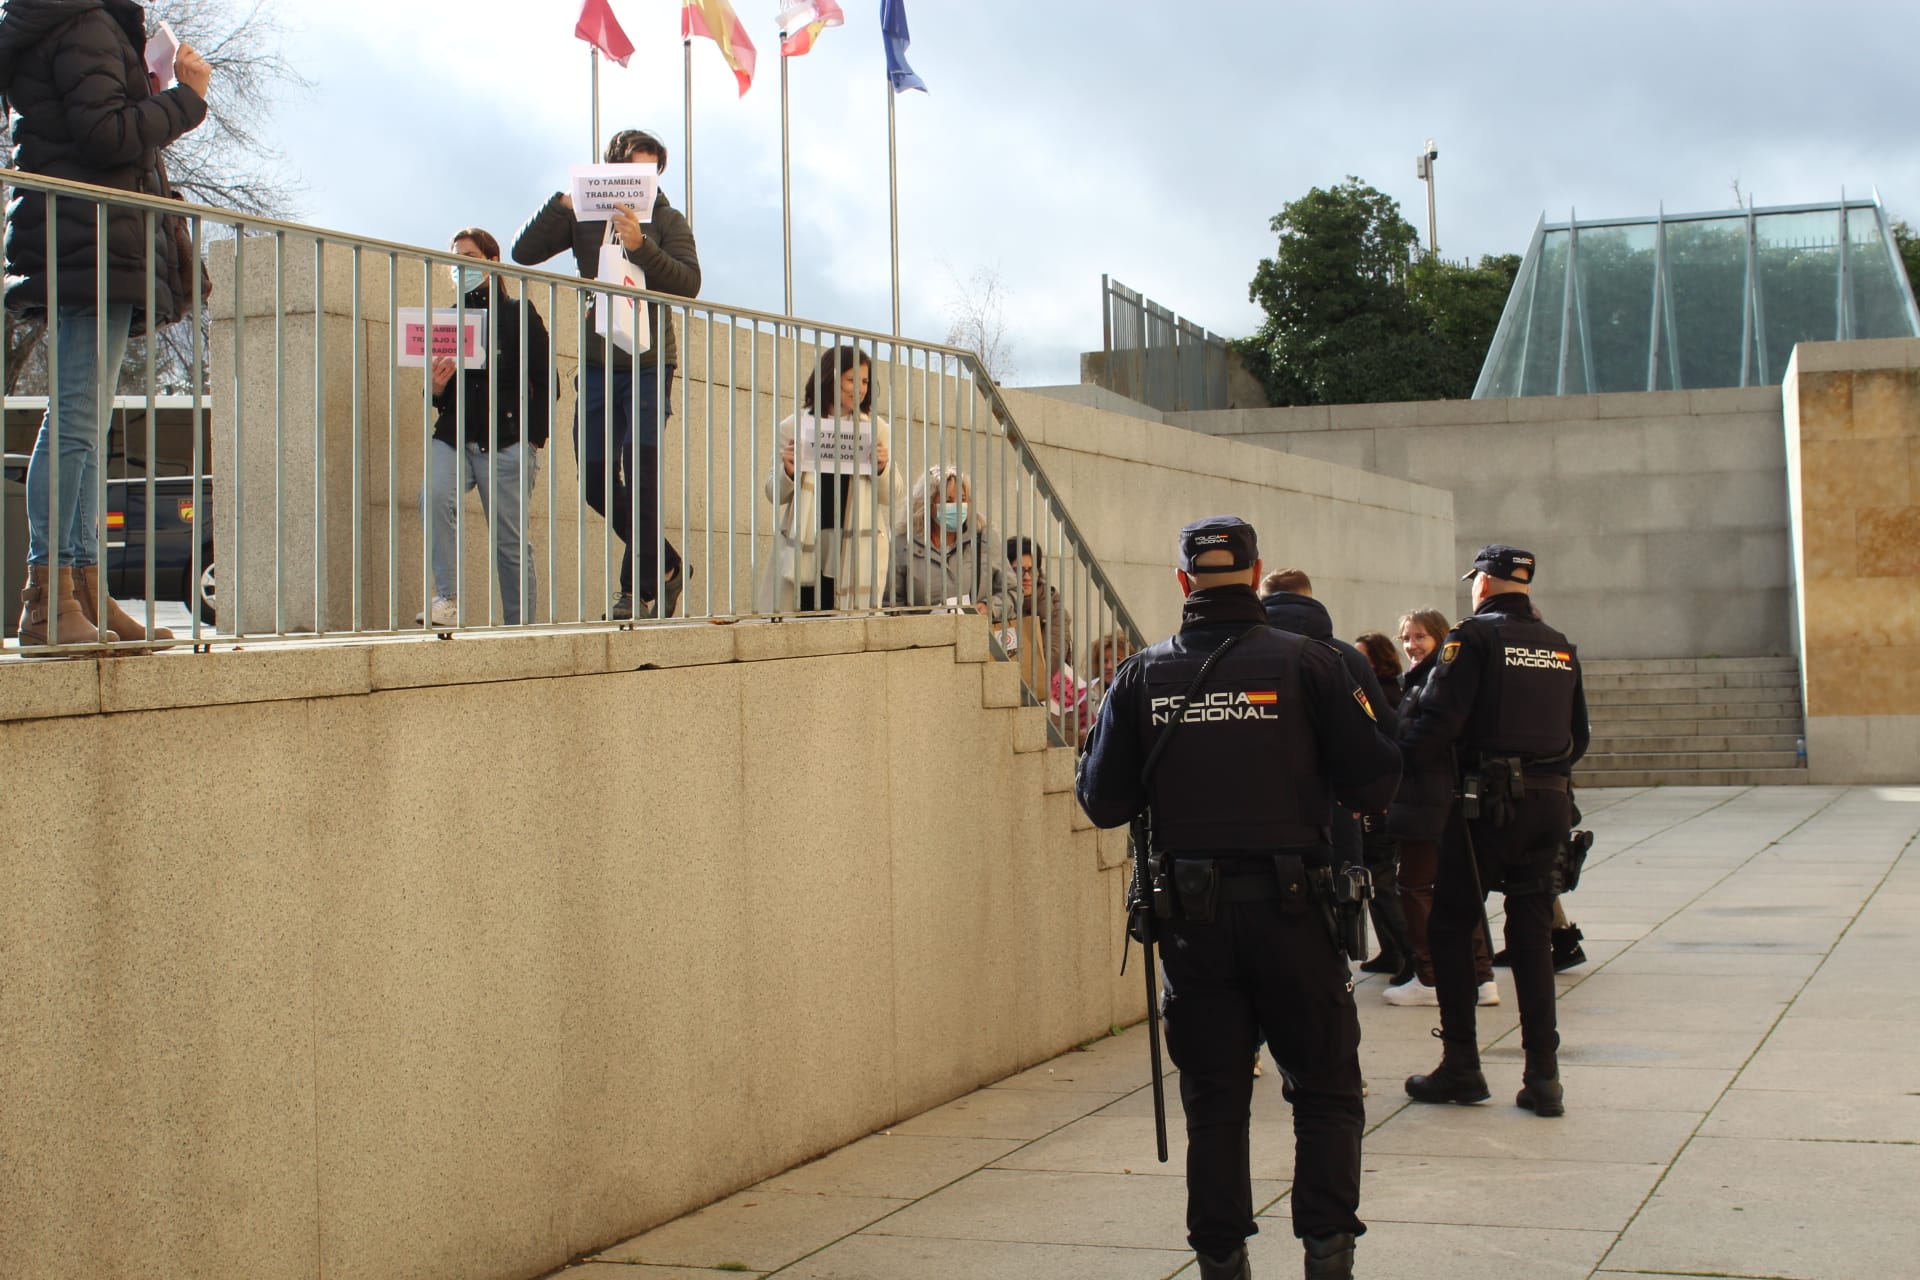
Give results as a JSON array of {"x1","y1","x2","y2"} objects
[
  {"x1": 18, "y1": 565, "x2": 118, "y2": 648},
  {"x1": 72, "y1": 563, "x2": 174, "y2": 645}
]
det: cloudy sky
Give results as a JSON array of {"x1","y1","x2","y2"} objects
[{"x1": 255, "y1": 0, "x2": 1920, "y2": 387}]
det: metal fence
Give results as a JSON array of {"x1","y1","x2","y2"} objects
[
  {"x1": 0, "y1": 169, "x2": 1143, "y2": 744},
  {"x1": 1097, "y1": 275, "x2": 1232, "y2": 412}
]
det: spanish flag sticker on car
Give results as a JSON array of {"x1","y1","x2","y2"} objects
[{"x1": 1442, "y1": 640, "x2": 1461, "y2": 664}]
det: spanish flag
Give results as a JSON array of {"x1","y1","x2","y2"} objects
[
  {"x1": 682, "y1": 0, "x2": 757, "y2": 96},
  {"x1": 779, "y1": 0, "x2": 844, "y2": 58}
]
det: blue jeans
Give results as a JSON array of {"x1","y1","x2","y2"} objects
[
  {"x1": 25, "y1": 303, "x2": 136, "y2": 566},
  {"x1": 576, "y1": 363, "x2": 680, "y2": 598},
  {"x1": 424, "y1": 439, "x2": 539, "y2": 624}
]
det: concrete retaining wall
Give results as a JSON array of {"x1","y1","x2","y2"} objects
[
  {"x1": 1003, "y1": 388, "x2": 1457, "y2": 646},
  {"x1": 1167, "y1": 387, "x2": 1792, "y2": 659},
  {"x1": 0, "y1": 616, "x2": 1134, "y2": 1280}
]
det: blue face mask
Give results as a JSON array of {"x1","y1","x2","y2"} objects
[
  {"x1": 939, "y1": 501, "x2": 969, "y2": 533},
  {"x1": 456, "y1": 264, "x2": 490, "y2": 295}
]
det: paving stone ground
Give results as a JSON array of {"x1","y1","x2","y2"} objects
[{"x1": 549, "y1": 785, "x2": 1920, "y2": 1280}]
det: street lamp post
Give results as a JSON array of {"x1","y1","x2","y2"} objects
[{"x1": 1415, "y1": 138, "x2": 1439, "y2": 256}]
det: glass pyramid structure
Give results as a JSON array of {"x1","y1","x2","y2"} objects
[{"x1": 1474, "y1": 196, "x2": 1920, "y2": 398}]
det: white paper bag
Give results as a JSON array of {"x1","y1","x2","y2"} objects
[{"x1": 593, "y1": 243, "x2": 650, "y2": 356}]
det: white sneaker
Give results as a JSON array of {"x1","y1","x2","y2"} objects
[
  {"x1": 1477, "y1": 980, "x2": 1501, "y2": 1006},
  {"x1": 415, "y1": 596, "x2": 458, "y2": 627},
  {"x1": 1383, "y1": 978, "x2": 1438, "y2": 1007}
]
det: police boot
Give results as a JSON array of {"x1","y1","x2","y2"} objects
[
  {"x1": 1517, "y1": 1052, "x2": 1565, "y2": 1117},
  {"x1": 1195, "y1": 1244, "x2": 1251, "y2": 1280},
  {"x1": 1303, "y1": 1233, "x2": 1355, "y2": 1279},
  {"x1": 1551, "y1": 924, "x2": 1587, "y2": 971},
  {"x1": 1405, "y1": 1037, "x2": 1489, "y2": 1104}
]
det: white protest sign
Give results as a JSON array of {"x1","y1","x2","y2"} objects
[
  {"x1": 569, "y1": 163, "x2": 660, "y2": 222},
  {"x1": 145, "y1": 21, "x2": 180, "y2": 88},
  {"x1": 396, "y1": 308, "x2": 487, "y2": 370},
  {"x1": 794, "y1": 413, "x2": 876, "y2": 475}
]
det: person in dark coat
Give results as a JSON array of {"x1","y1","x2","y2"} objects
[
  {"x1": 1, "y1": 0, "x2": 209, "y2": 646},
  {"x1": 510, "y1": 127, "x2": 700, "y2": 621},
  {"x1": 419, "y1": 227, "x2": 552, "y2": 627},
  {"x1": 1383, "y1": 608, "x2": 1498, "y2": 1008},
  {"x1": 1258, "y1": 570, "x2": 1410, "y2": 985}
]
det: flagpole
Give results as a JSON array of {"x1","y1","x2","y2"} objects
[
  {"x1": 591, "y1": 47, "x2": 601, "y2": 161},
  {"x1": 887, "y1": 82, "x2": 900, "y2": 336},
  {"x1": 781, "y1": 51, "x2": 793, "y2": 317},
  {"x1": 683, "y1": 37, "x2": 695, "y2": 225}
]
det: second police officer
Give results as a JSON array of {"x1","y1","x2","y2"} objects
[
  {"x1": 1401, "y1": 545, "x2": 1589, "y2": 1116},
  {"x1": 1078, "y1": 516, "x2": 1401, "y2": 1280}
]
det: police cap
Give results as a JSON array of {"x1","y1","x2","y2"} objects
[
  {"x1": 1461, "y1": 544, "x2": 1536, "y2": 583},
  {"x1": 1178, "y1": 515, "x2": 1259, "y2": 573}
]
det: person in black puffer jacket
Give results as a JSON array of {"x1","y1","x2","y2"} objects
[
  {"x1": 1383, "y1": 608, "x2": 1497, "y2": 1007},
  {"x1": 1, "y1": 0, "x2": 209, "y2": 646},
  {"x1": 1258, "y1": 570, "x2": 1407, "y2": 984}
]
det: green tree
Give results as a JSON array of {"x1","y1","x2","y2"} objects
[
  {"x1": 1891, "y1": 220, "x2": 1920, "y2": 301},
  {"x1": 1237, "y1": 178, "x2": 1519, "y2": 404}
]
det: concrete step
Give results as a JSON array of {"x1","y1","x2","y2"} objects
[
  {"x1": 1582, "y1": 669, "x2": 1799, "y2": 692},
  {"x1": 1589, "y1": 733, "x2": 1801, "y2": 754},
  {"x1": 1586, "y1": 699, "x2": 1802, "y2": 723},
  {"x1": 1588, "y1": 716, "x2": 1804, "y2": 738},
  {"x1": 1584, "y1": 685, "x2": 1801, "y2": 709},
  {"x1": 1581, "y1": 749, "x2": 1801, "y2": 771},
  {"x1": 1581, "y1": 657, "x2": 1799, "y2": 676},
  {"x1": 1573, "y1": 766, "x2": 1811, "y2": 787}
]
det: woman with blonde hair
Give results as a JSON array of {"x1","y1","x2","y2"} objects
[{"x1": 887, "y1": 466, "x2": 1013, "y2": 621}]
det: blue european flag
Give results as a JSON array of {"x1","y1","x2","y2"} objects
[{"x1": 881, "y1": 0, "x2": 926, "y2": 93}]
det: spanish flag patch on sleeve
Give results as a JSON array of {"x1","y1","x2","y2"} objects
[{"x1": 1352, "y1": 688, "x2": 1376, "y2": 720}]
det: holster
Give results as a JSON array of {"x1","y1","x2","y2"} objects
[
  {"x1": 1465, "y1": 756, "x2": 1528, "y2": 830},
  {"x1": 1553, "y1": 829, "x2": 1594, "y2": 895},
  {"x1": 1308, "y1": 862, "x2": 1374, "y2": 960}
]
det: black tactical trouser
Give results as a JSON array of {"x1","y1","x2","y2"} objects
[
  {"x1": 1430, "y1": 790, "x2": 1572, "y2": 1060},
  {"x1": 1160, "y1": 878, "x2": 1365, "y2": 1258}
]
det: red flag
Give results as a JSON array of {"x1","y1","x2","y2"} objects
[
  {"x1": 779, "y1": 0, "x2": 844, "y2": 58},
  {"x1": 576, "y1": 0, "x2": 634, "y2": 67},
  {"x1": 681, "y1": 0, "x2": 757, "y2": 96}
]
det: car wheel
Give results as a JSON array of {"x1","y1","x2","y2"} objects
[{"x1": 194, "y1": 561, "x2": 217, "y2": 627}]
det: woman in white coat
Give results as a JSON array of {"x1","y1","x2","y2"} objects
[{"x1": 756, "y1": 346, "x2": 903, "y2": 612}]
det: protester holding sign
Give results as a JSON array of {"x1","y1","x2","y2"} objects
[
  {"x1": 417, "y1": 228, "x2": 552, "y2": 628},
  {"x1": 510, "y1": 127, "x2": 701, "y2": 620},
  {"x1": 755, "y1": 346, "x2": 901, "y2": 613}
]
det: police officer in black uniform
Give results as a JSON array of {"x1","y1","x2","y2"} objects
[
  {"x1": 1078, "y1": 516, "x2": 1401, "y2": 1280},
  {"x1": 1402, "y1": 545, "x2": 1589, "y2": 1116}
]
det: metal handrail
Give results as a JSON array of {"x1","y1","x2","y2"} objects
[{"x1": 0, "y1": 168, "x2": 1145, "y2": 743}]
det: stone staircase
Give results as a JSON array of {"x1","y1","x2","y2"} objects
[{"x1": 1575, "y1": 657, "x2": 1809, "y2": 788}]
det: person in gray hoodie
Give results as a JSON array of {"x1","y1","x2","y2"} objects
[{"x1": 888, "y1": 465, "x2": 1013, "y2": 623}]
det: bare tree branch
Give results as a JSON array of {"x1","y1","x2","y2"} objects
[{"x1": 942, "y1": 263, "x2": 1017, "y2": 385}]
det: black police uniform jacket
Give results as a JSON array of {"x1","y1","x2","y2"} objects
[
  {"x1": 1076, "y1": 586, "x2": 1402, "y2": 854},
  {"x1": 1400, "y1": 592, "x2": 1591, "y2": 775}
]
